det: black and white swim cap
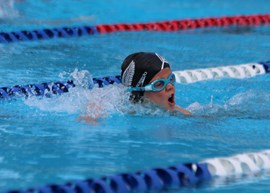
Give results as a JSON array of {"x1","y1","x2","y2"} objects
[{"x1": 121, "y1": 52, "x2": 170, "y2": 88}]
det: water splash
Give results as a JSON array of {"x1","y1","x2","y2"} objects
[
  {"x1": 84, "y1": 84, "x2": 169, "y2": 119},
  {"x1": 0, "y1": 0, "x2": 18, "y2": 18},
  {"x1": 24, "y1": 69, "x2": 94, "y2": 114},
  {"x1": 187, "y1": 90, "x2": 270, "y2": 119},
  {"x1": 24, "y1": 69, "x2": 170, "y2": 118},
  {"x1": 69, "y1": 68, "x2": 94, "y2": 89}
]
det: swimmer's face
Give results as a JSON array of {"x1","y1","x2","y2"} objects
[{"x1": 144, "y1": 68, "x2": 176, "y2": 111}]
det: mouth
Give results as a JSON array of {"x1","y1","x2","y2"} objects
[{"x1": 168, "y1": 93, "x2": 175, "y2": 105}]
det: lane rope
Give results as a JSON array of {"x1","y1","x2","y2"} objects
[
  {"x1": 174, "y1": 61, "x2": 270, "y2": 83},
  {"x1": 2, "y1": 149, "x2": 270, "y2": 193},
  {"x1": 1, "y1": 14, "x2": 270, "y2": 43},
  {"x1": 0, "y1": 61, "x2": 269, "y2": 99}
]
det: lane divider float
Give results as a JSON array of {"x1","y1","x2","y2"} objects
[
  {"x1": 2, "y1": 149, "x2": 270, "y2": 193},
  {"x1": 1, "y1": 14, "x2": 270, "y2": 43},
  {"x1": 174, "y1": 61, "x2": 270, "y2": 83},
  {"x1": 0, "y1": 61, "x2": 269, "y2": 99}
]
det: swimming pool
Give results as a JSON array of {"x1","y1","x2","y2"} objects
[{"x1": 1, "y1": 0, "x2": 270, "y2": 192}]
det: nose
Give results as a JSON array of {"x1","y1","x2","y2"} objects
[{"x1": 165, "y1": 82, "x2": 174, "y2": 92}]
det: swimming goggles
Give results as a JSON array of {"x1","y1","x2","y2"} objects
[{"x1": 128, "y1": 73, "x2": 176, "y2": 92}]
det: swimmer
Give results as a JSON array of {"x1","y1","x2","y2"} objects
[
  {"x1": 121, "y1": 52, "x2": 191, "y2": 115},
  {"x1": 79, "y1": 52, "x2": 191, "y2": 124}
]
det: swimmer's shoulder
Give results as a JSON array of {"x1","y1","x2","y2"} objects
[{"x1": 173, "y1": 105, "x2": 192, "y2": 115}]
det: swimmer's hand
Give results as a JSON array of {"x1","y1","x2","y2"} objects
[
  {"x1": 77, "y1": 103, "x2": 105, "y2": 125},
  {"x1": 77, "y1": 115, "x2": 99, "y2": 125}
]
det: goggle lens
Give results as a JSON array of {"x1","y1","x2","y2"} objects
[
  {"x1": 153, "y1": 81, "x2": 165, "y2": 89},
  {"x1": 152, "y1": 73, "x2": 175, "y2": 91},
  {"x1": 127, "y1": 73, "x2": 176, "y2": 92}
]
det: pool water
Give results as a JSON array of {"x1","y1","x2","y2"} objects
[{"x1": 1, "y1": 0, "x2": 270, "y2": 192}]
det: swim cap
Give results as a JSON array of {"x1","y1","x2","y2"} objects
[{"x1": 121, "y1": 52, "x2": 170, "y2": 88}]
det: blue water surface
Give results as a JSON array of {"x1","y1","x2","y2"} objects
[{"x1": 0, "y1": 0, "x2": 270, "y2": 192}]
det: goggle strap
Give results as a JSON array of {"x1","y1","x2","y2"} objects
[
  {"x1": 127, "y1": 87, "x2": 146, "y2": 92},
  {"x1": 144, "y1": 85, "x2": 152, "y2": 91}
]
